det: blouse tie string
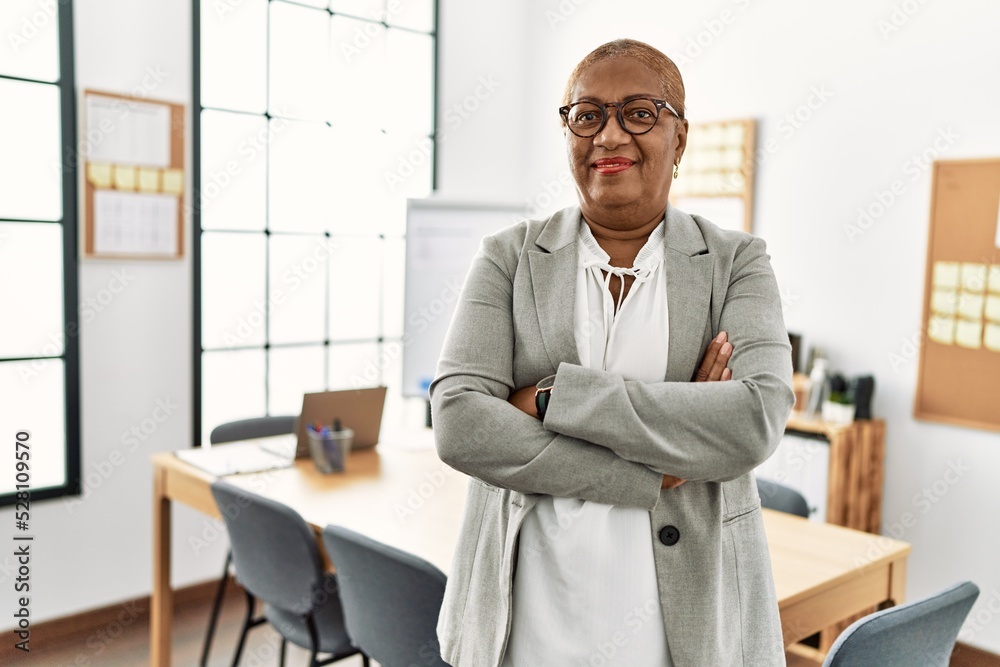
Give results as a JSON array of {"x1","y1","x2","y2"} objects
[
  {"x1": 580, "y1": 258, "x2": 658, "y2": 370},
  {"x1": 580, "y1": 258, "x2": 657, "y2": 315}
]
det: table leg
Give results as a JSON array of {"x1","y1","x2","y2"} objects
[
  {"x1": 151, "y1": 465, "x2": 172, "y2": 667},
  {"x1": 885, "y1": 557, "x2": 907, "y2": 608}
]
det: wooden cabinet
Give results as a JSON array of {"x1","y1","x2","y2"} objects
[{"x1": 784, "y1": 413, "x2": 886, "y2": 534}]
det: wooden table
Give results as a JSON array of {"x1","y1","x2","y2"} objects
[{"x1": 151, "y1": 431, "x2": 910, "y2": 666}]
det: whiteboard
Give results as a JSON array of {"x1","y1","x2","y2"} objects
[{"x1": 402, "y1": 199, "x2": 523, "y2": 397}]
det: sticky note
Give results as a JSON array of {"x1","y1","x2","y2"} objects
[
  {"x1": 932, "y1": 262, "x2": 960, "y2": 290},
  {"x1": 989, "y1": 265, "x2": 1000, "y2": 294},
  {"x1": 723, "y1": 147, "x2": 742, "y2": 170},
  {"x1": 957, "y1": 293, "x2": 984, "y2": 320},
  {"x1": 113, "y1": 165, "x2": 137, "y2": 190},
  {"x1": 161, "y1": 168, "x2": 183, "y2": 195},
  {"x1": 87, "y1": 163, "x2": 113, "y2": 188},
  {"x1": 138, "y1": 168, "x2": 160, "y2": 193},
  {"x1": 704, "y1": 124, "x2": 723, "y2": 146},
  {"x1": 985, "y1": 323, "x2": 1000, "y2": 352},
  {"x1": 706, "y1": 149, "x2": 723, "y2": 170},
  {"x1": 961, "y1": 263, "x2": 987, "y2": 293},
  {"x1": 724, "y1": 123, "x2": 745, "y2": 146},
  {"x1": 927, "y1": 315, "x2": 955, "y2": 345},
  {"x1": 704, "y1": 173, "x2": 723, "y2": 194},
  {"x1": 955, "y1": 319, "x2": 982, "y2": 349},
  {"x1": 931, "y1": 289, "x2": 958, "y2": 315},
  {"x1": 986, "y1": 295, "x2": 1000, "y2": 323}
]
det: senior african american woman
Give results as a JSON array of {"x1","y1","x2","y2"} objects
[{"x1": 431, "y1": 39, "x2": 794, "y2": 666}]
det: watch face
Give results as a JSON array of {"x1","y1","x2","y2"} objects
[{"x1": 536, "y1": 374, "x2": 556, "y2": 391}]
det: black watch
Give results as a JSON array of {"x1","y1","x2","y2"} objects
[{"x1": 534, "y1": 374, "x2": 556, "y2": 420}]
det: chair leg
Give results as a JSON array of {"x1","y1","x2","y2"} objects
[
  {"x1": 306, "y1": 612, "x2": 321, "y2": 667},
  {"x1": 279, "y1": 637, "x2": 287, "y2": 667},
  {"x1": 200, "y1": 550, "x2": 232, "y2": 667},
  {"x1": 361, "y1": 654, "x2": 371, "y2": 667},
  {"x1": 230, "y1": 590, "x2": 256, "y2": 667}
]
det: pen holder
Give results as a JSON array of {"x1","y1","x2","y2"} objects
[{"x1": 307, "y1": 427, "x2": 353, "y2": 474}]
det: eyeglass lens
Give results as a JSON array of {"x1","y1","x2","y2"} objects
[{"x1": 565, "y1": 100, "x2": 660, "y2": 137}]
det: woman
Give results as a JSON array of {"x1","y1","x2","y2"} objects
[{"x1": 431, "y1": 39, "x2": 794, "y2": 666}]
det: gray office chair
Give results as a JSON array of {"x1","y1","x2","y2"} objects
[
  {"x1": 201, "y1": 416, "x2": 297, "y2": 667},
  {"x1": 210, "y1": 415, "x2": 297, "y2": 445},
  {"x1": 210, "y1": 480, "x2": 368, "y2": 667},
  {"x1": 756, "y1": 478, "x2": 810, "y2": 518},
  {"x1": 322, "y1": 525, "x2": 451, "y2": 667},
  {"x1": 822, "y1": 580, "x2": 979, "y2": 666}
]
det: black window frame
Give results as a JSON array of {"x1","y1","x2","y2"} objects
[
  {"x1": 191, "y1": 0, "x2": 440, "y2": 446},
  {"x1": 0, "y1": 0, "x2": 81, "y2": 506}
]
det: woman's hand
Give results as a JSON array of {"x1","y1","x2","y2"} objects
[
  {"x1": 694, "y1": 331, "x2": 734, "y2": 382},
  {"x1": 664, "y1": 332, "x2": 736, "y2": 489},
  {"x1": 661, "y1": 474, "x2": 686, "y2": 489},
  {"x1": 507, "y1": 386, "x2": 538, "y2": 418},
  {"x1": 510, "y1": 333, "x2": 735, "y2": 489}
]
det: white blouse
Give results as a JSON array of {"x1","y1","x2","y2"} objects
[{"x1": 501, "y1": 218, "x2": 673, "y2": 666}]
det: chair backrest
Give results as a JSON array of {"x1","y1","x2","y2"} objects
[
  {"x1": 322, "y1": 525, "x2": 449, "y2": 667},
  {"x1": 823, "y1": 580, "x2": 979, "y2": 667},
  {"x1": 210, "y1": 480, "x2": 324, "y2": 615},
  {"x1": 210, "y1": 415, "x2": 297, "y2": 444},
  {"x1": 756, "y1": 478, "x2": 810, "y2": 518}
]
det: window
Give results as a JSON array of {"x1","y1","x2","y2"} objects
[
  {"x1": 194, "y1": 0, "x2": 437, "y2": 443},
  {"x1": 0, "y1": 1, "x2": 80, "y2": 504}
]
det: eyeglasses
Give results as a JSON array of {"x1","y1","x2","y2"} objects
[{"x1": 558, "y1": 98, "x2": 682, "y2": 138}]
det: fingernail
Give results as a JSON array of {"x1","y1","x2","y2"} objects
[
  {"x1": 721, "y1": 342, "x2": 732, "y2": 354},
  {"x1": 715, "y1": 331, "x2": 726, "y2": 342}
]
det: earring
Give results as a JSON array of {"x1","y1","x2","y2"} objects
[{"x1": 673, "y1": 162, "x2": 680, "y2": 179}]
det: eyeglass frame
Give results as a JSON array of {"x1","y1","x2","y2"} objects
[{"x1": 558, "y1": 97, "x2": 684, "y2": 138}]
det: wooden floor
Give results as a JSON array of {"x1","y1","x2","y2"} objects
[
  {"x1": 4, "y1": 581, "x2": 993, "y2": 666},
  {"x1": 3, "y1": 584, "x2": 372, "y2": 666}
]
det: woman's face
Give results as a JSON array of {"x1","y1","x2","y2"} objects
[{"x1": 565, "y1": 58, "x2": 687, "y2": 228}]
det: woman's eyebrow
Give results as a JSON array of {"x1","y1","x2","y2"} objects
[{"x1": 574, "y1": 93, "x2": 661, "y2": 103}]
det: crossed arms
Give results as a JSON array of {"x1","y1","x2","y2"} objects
[{"x1": 430, "y1": 232, "x2": 794, "y2": 510}]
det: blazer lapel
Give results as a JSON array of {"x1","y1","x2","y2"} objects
[
  {"x1": 663, "y1": 206, "x2": 715, "y2": 382},
  {"x1": 527, "y1": 205, "x2": 714, "y2": 381},
  {"x1": 528, "y1": 207, "x2": 583, "y2": 371}
]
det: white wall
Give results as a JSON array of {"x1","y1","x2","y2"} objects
[
  {"x1": 506, "y1": 0, "x2": 1000, "y2": 653},
  {"x1": 434, "y1": 0, "x2": 528, "y2": 201},
  {"x1": 4, "y1": 0, "x2": 999, "y2": 657},
  {"x1": 0, "y1": 0, "x2": 226, "y2": 638}
]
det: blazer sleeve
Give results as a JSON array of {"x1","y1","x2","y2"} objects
[
  {"x1": 430, "y1": 233, "x2": 663, "y2": 510},
  {"x1": 542, "y1": 235, "x2": 795, "y2": 483}
]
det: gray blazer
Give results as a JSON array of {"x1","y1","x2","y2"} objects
[{"x1": 431, "y1": 205, "x2": 795, "y2": 666}]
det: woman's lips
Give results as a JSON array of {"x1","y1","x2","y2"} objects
[{"x1": 592, "y1": 158, "x2": 635, "y2": 175}]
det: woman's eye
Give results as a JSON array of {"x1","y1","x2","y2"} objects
[
  {"x1": 576, "y1": 112, "x2": 598, "y2": 123},
  {"x1": 630, "y1": 110, "x2": 652, "y2": 119}
]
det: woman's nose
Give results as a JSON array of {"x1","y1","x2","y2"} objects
[{"x1": 593, "y1": 114, "x2": 632, "y2": 149}]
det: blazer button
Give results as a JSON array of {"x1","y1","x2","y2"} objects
[{"x1": 659, "y1": 525, "x2": 680, "y2": 546}]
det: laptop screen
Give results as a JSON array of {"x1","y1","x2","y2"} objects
[{"x1": 295, "y1": 387, "x2": 388, "y2": 458}]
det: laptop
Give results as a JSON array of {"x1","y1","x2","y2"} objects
[{"x1": 292, "y1": 386, "x2": 388, "y2": 459}]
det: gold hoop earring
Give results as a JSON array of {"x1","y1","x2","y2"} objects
[{"x1": 673, "y1": 163, "x2": 680, "y2": 179}]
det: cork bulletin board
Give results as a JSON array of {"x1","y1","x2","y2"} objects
[
  {"x1": 81, "y1": 89, "x2": 185, "y2": 259},
  {"x1": 670, "y1": 118, "x2": 756, "y2": 233},
  {"x1": 915, "y1": 158, "x2": 1000, "y2": 432}
]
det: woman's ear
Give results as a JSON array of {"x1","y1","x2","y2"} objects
[{"x1": 673, "y1": 118, "x2": 689, "y2": 163}]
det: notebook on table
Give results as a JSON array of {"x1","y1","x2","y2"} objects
[{"x1": 176, "y1": 434, "x2": 296, "y2": 476}]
